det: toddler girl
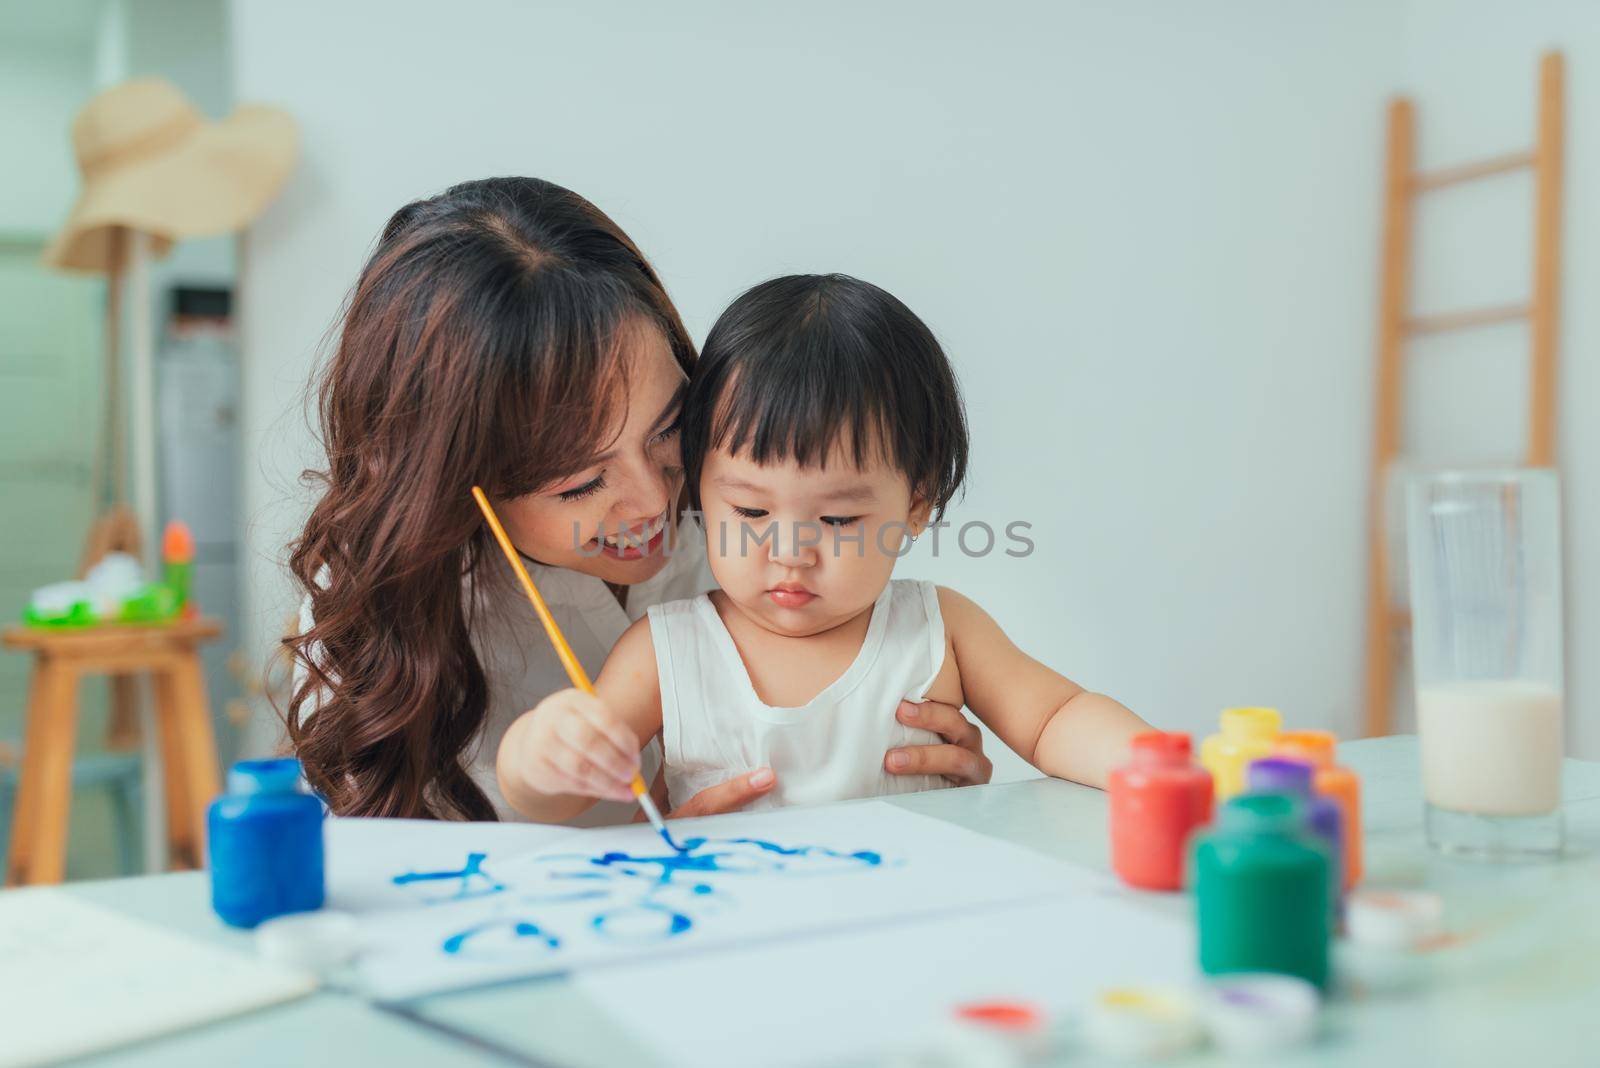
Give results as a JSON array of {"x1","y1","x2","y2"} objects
[{"x1": 498, "y1": 274, "x2": 1148, "y2": 818}]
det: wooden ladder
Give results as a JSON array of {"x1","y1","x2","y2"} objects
[{"x1": 1362, "y1": 50, "x2": 1565, "y2": 738}]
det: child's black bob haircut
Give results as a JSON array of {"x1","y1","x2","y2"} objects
[{"x1": 682, "y1": 273, "x2": 968, "y2": 518}]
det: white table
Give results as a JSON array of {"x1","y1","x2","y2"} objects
[{"x1": 60, "y1": 736, "x2": 1600, "y2": 1067}]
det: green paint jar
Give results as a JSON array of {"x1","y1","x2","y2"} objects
[{"x1": 1194, "y1": 792, "x2": 1331, "y2": 988}]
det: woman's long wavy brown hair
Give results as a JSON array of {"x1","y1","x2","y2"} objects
[{"x1": 285, "y1": 177, "x2": 695, "y2": 819}]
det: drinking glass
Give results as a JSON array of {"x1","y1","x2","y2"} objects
[{"x1": 1406, "y1": 469, "x2": 1564, "y2": 859}]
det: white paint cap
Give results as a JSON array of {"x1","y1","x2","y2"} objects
[
  {"x1": 1200, "y1": 974, "x2": 1320, "y2": 1054},
  {"x1": 1084, "y1": 987, "x2": 1203, "y2": 1060},
  {"x1": 254, "y1": 910, "x2": 362, "y2": 973},
  {"x1": 1346, "y1": 889, "x2": 1444, "y2": 949}
]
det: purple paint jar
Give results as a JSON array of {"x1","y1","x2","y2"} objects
[{"x1": 1246, "y1": 757, "x2": 1343, "y2": 915}]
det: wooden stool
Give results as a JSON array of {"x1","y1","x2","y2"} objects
[{"x1": 3, "y1": 617, "x2": 223, "y2": 885}]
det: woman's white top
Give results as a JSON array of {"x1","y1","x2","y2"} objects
[
  {"x1": 649, "y1": 578, "x2": 950, "y2": 811},
  {"x1": 296, "y1": 516, "x2": 715, "y2": 825}
]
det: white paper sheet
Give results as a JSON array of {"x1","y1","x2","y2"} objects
[
  {"x1": 326, "y1": 816, "x2": 578, "y2": 911},
  {"x1": 347, "y1": 802, "x2": 1096, "y2": 1001},
  {"x1": 576, "y1": 894, "x2": 1195, "y2": 1068},
  {"x1": 0, "y1": 889, "x2": 317, "y2": 1068}
]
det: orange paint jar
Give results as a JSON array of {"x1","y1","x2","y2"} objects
[{"x1": 1274, "y1": 729, "x2": 1362, "y2": 888}]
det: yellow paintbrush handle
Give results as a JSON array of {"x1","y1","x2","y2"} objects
[
  {"x1": 471, "y1": 487, "x2": 651, "y2": 805},
  {"x1": 471, "y1": 486, "x2": 594, "y2": 692}
]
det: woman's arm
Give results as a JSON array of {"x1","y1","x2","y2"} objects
[
  {"x1": 939, "y1": 586, "x2": 1149, "y2": 788},
  {"x1": 883, "y1": 699, "x2": 993, "y2": 785}
]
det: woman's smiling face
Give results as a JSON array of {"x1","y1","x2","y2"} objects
[{"x1": 495, "y1": 320, "x2": 688, "y2": 586}]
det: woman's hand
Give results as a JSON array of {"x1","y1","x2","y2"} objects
[
  {"x1": 884, "y1": 699, "x2": 993, "y2": 786},
  {"x1": 500, "y1": 687, "x2": 643, "y2": 804},
  {"x1": 666, "y1": 767, "x2": 777, "y2": 818}
]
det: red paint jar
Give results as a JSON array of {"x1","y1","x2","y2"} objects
[{"x1": 1109, "y1": 731, "x2": 1214, "y2": 890}]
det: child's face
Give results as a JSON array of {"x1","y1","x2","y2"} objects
[{"x1": 699, "y1": 440, "x2": 931, "y2": 638}]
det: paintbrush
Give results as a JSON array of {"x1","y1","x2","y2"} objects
[{"x1": 470, "y1": 486, "x2": 683, "y2": 851}]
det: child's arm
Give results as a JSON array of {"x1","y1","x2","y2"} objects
[
  {"x1": 495, "y1": 618, "x2": 665, "y2": 823},
  {"x1": 939, "y1": 587, "x2": 1149, "y2": 788}
]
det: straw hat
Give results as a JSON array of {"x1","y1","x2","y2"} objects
[{"x1": 44, "y1": 77, "x2": 298, "y2": 273}]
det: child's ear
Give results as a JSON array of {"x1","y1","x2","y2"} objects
[{"x1": 907, "y1": 495, "x2": 934, "y2": 537}]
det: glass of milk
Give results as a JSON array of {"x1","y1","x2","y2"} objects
[{"x1": 1407, "y1": 469, "x2": 1564, "y2": 859}]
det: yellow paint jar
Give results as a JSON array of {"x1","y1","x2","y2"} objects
[{"x1": 1198, "y1": 706, "x2": 1282, "y2": 800}]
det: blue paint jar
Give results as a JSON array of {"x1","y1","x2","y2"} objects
[{"x1": 207, "y1": 758, "x2": 325, "y2": 929}]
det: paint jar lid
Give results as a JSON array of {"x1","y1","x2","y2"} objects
[
  {"x1": 1199, "y1": 974, "x2": 1320, "y2": 1054},
  {"x1": 1219, "y1": 791, "x2": 1305, "y2": 834},
  {"x1": 1346, "y1": 889, "x2": 1444, "y2": 949},
  {"x1": 1084, "y1": 986, "x2": 1202, "y2": 1060},
  {"x1": 1131, "y1": 731, "x2": 1192, "y2": 766},
  {"x1": 228, "y1": 757, "x2": 306, "y2": 796},
  {"x1": 1246, "y1": 756, "x2": 1315, "y2": 796},
  {"x1": 1219, "y1": 707, "x2": 1281, "y2": 739},
  {"x1": 927, "y1": 1001, "x2": 1049, "y2": 1065},
  {"x1": 892, "y1": 1016, "x2": 1027, "y2": 1068},
  {"x1": 255, "y1": 910, "x2": 361, "y2": 973},
  {"x1": 1275, "y1": 730, "x2": 1337, "y2": 768},
  {"x1": 952, "y1": 1000, "x2": 1045, "y2": 1034}
]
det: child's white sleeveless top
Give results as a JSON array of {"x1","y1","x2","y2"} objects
[{"x1": 648, "y1": 578, "x2": 951, "y2": 811}]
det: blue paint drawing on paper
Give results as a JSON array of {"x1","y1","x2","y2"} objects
[
  {"x1": 392, "y1": 852, "x2": 506, "y2": 903},
  {"x1": 575, "y1": 837, "x2": 884, "y2": 942},
  {"x1": 442, "y1": 919, "x2": 560, "y2": 956},
  {"x1": 400, "y1": 835, "x2": 891, "y2": 958}
]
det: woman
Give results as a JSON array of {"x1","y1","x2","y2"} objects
[{"x1": 287, "y1": 176, "x2": 991, "y2": 822}]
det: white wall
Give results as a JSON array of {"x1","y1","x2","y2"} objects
[
  {"x1": 231, "y1": 0, "x2": 1408, "y2": 773},
  {"x1": 0, "y1": 43, "x2": 91, "y2": 233}
]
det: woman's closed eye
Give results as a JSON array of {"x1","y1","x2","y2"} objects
[
  {"x1": 650, "y1": 415, "x2": 682, "y2": 444},
  {"x1": 732, "y1": 506, "x2": 768, "y2": 519},
  {"x1": 557, "y1": 474, "x2": 606, "y2": 502},
  {"x1": 557, "y1": 412, "x2": 681, "y2": 503},
  {"x1": 821, "y1": 515, "x2": 862, "y2": 527}
]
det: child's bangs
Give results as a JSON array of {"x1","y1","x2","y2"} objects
[
  {"x1": 686, "y1": 273, "x2": 968, "y2": 517},
  {"x1": 707, "y1": 366, "x2": 898, "y2": 475}
]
